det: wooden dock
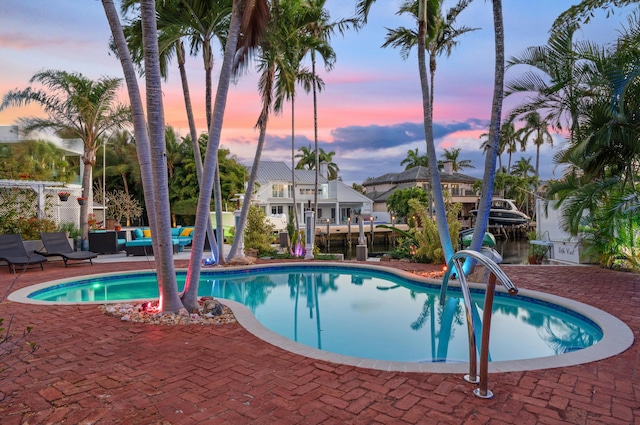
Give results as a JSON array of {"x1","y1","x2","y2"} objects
[{"x1": 313, "y1": 223, "x2": 409, "y2": 247}]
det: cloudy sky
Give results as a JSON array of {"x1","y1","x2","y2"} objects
[{"x1": 0, "y1": 1, "x2": 635, "y2": 184}]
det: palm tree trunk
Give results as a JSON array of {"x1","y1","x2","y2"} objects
[
  {"x1": 312, "y1": 52, "x2": 319, "y2": 219},
  {"x1": 291, "y1": 93, "x2": 300, "y2": 233},
  {"x1": 204, "y1": 37, "x2": 226, "y2": 269},
  {"x1": 102, "y1": 0, "x2": 183, "y2": 312},
  {"x1": 418, "y1": 0, "x2": 455, "y2": 264},
  {"x1": 183, "y1": 0, "x2": 243, "y2": 311},
  {"x1": 227, "y1": 110, "x2": 270, "y2": 259},
  {"x1": 140, "y1": 0, "x2": 182, "y2": 310},
  {"x1": 176, "y1": 40, "x2": 219, "y2": 263},
  {"x1": 466, "y1": 0, "x2": 505, "y2": 272}
]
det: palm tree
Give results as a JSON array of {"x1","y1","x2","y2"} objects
[
  {"x1": 0, "y1": 70, "x2": 131, "y2": 241},
  {"x1": 103, "y1": 0, "x2": 184, "y2": 312},
  {"x1": 185, "y1": 0, "x2": 268, "y2": 308},
  {"x1": 400, "y1": 147, "x2": 429, "y2": 170},
  {"x1": 516, "y1": 111, "x2": 553, "y2": 177},
  {"x1": 382, "y1": 0, "x2": 477, "y2": 111},
  {"x1": 318, "y1": 148, "x2": 339, "y2": 180},
  {"x1": 227, "y1": 0, "x2": 302, "y2": 259},
  {"x1": 440, "y1": 148, "x2": 474, "y2": 172},
  {"x1": 304, "y1": 0, "x2": 356, "y2": 217},
  {"x1": 465, "y1": 0, "x2": 506, "y2": 268},
  {"x1": 360, "y1": 0, "x2": 477, "y2": 265},
  {"x1": 120, "y1": 0, "x2": 230, "y2": 265},
  {"x1": 295, "y1": 145, "x2": 316, "y2": 169},
  {"x1": 505, "y1": 23, "x2": 594, "y2": 146},
  {"x1": 511, "y1": 156, "x2": 535, "y2": 178}
]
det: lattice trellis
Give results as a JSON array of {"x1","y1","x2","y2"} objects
[{"x1": 0, "y1": 179, "x2": 84, "y2": 228}]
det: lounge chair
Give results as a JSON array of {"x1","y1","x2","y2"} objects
[
  {"x1": 0, "y1": 234, "x2": 48, "y2": 273},
  {"x1": 40, "y1": 232, "x2": 97, "y2": 267}
]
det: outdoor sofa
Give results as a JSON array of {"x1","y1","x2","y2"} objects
[{"x1": 125, "y1": 227, "x2": 193, "y2": 256}]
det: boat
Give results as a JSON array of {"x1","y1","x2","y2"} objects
[{"x1": 470, "y1": 199, "x2": 530, "y2": 226}]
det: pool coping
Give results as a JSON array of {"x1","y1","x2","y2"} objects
[{"x1": 7, "y1": 262, "x2": 634, "y2": 374}]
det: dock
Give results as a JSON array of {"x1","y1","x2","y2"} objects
[{"x1": 313, "y1": 223, "x2": 409, "y2": 247}]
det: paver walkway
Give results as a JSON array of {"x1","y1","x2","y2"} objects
[{"x1": 0, "y1": 259, "x2": 638, "y2": 424}]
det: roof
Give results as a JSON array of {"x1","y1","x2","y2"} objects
[
  {"x1": 248, "y1": 161, "x2": 328, "y2": 184},
  {"x1": 363, "y1": 166, "x2": 479, "y2": 186}
]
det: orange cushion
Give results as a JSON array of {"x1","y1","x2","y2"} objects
[
  {"x1": 142, "y1": 229, "x2": 152, "y2": 238},
  {"x1": 180, "y1": 228, "x2": 193, "y2": 237}
]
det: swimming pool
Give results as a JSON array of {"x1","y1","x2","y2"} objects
[{"x1": 10, "y1": 263, "x2": 633, "y2": 373}]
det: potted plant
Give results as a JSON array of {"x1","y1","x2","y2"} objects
[
  {"x1": 58, "y1": 191, "x2": 70, "y2": 201},
  {"x1": 527, "y1": 231, "x2": 548, "y2": 264},
  {"x1": 77, "y1": 197, "x2": 87, "y2": 206}
]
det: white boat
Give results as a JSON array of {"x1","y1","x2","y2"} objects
[{"x1": 471, "y1": 199, "x2": 530, "y2": 226}]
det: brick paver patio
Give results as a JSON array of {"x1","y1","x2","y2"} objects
[{"x1": 1, "y1": 258, "x2": 638, "y2": 424}]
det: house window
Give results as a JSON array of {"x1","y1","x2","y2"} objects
[
  {"x1": 271, "y1": 206, "x2": 283, "y2": 215},
  {"x1": 299, "y1": 188, "x2": 315, "y2": 195},
  {"x1": 272, "y1": 184, "x2": 285, "y2": 198}
]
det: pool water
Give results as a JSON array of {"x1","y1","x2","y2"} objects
[{"x1": 28, "y1": 266, "x2": 602, "y2": 363}]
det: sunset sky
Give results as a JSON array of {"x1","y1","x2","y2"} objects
[{"x1": 0, "y1": 1, "x2": 635, "y2": 184}]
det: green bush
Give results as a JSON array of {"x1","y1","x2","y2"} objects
[
  {"x1": 244, "y1": 205, "x2": 276, "y2": 256},
  {"x1": 14, "y1": 217, "x2": 57, "y2": 240}
]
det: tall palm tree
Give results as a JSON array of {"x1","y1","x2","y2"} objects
[
  {"x1": 360, "y1": 0, "x2": 477, "y2": 265},
  {"x1": 103, "y1": 0, "x2": 184, "y2": 312},
  {"x1": 516, "y1": 111, "x2": 553, "y2": 177},
  {"x1": 185, "y1": 0, "x2": 268, "y2": 309},
  {"x1": 440, "y1": 148, "x2": 474, "y2": 172},
  {"x1": 465, "y1": 0, "x2": 506, "y2": 269},
  {"x1": 304, "y1": 0, "x2": 356, "y2": 217},
  {"x1": 400, "y1": 147, "x2": 429, "y2": 170},
  {"x1": 0, "y1": 70, "x2": 131, "y2": 241},
  {"x1": 120, "y1": 0, "x2": 230, "y2": 264},
  {"x1": 382, "y1": 0, "x2": 477, "y2": 111},
  {"x1": 226, "y1": 0, "x2": 299, "y2": 258},
  {"x1": 228, "y1": 0, "x2": 312, "y2": 258}
]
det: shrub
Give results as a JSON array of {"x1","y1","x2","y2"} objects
[
  {"x1": 244, "y1": 205, "x2": 276, "y2": 256},
  {"x1": 14, "y1": 217, "x2": 57, "y2": 240}
]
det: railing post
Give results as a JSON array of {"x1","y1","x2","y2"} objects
[{"x1": 440, "y1": 249, "x2": 518, "y2": 399}]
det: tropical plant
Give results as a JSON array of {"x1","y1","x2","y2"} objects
[
  {"x1": 515, "y1": 112, "x2": 553, "y2": 177},
  {"x1": 382, "y1": 0, "x2": 477, "y2": 111},
  {"x1": 526, "y1": 230, "x2": 548, "y2": 264},
  {"x1": 0, "y1": 140, "x2": 77, "y2": 182},
  {"x1": 244, "y1": 204, "x2": 277, "y2": 257},
  {"x1": 400, "y1": 147, "x2": 429, "y2": 170},
  {"x1": 384, "y1": 197, "x2": 461, "y2": 263},
  {"x1": 386, "y1": 186, "x2": 430, "y2": 221},
  {"x1": 228, "y1": 0, "x2": 305, "y2": 259},
  {"x1": 14, "y1": 217, "x2": 57, "y2": 241},
  {"x1": 303, "y1": 0, "x2": 356, "y2": 216},
  {"x1": 440, "y1": 148, "x2": 474, "y2": 172},
  {"x1": 0, "y1": 70, "x2": 131, "y2": 241}
]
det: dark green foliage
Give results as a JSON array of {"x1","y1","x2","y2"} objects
[
  {"x1": 244, "y1": 205, "x2": 276, "y2": 256},
  {"x1": 386, "y1": 187, "x2": 430, "y2": 221}
]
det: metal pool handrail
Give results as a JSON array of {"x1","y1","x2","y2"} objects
[{"x1": 439, "y1": 249, "x2": 518, "y2": 399}]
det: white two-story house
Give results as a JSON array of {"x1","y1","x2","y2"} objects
[{"x1": 248, "y1": 161, "x2": 373, "y2": 226}]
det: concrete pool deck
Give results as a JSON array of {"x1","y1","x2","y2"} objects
[{"x1": 1, "y1": 256, "x2": 639, "y2": 424}]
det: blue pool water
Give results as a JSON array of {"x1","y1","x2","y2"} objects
[{"x1": 27, "y1": 265, "x2": 603, "y2": 363}]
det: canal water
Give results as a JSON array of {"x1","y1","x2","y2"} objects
[{"x1": 325, "y1": 238, "x2": 530, "y2": 265}]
